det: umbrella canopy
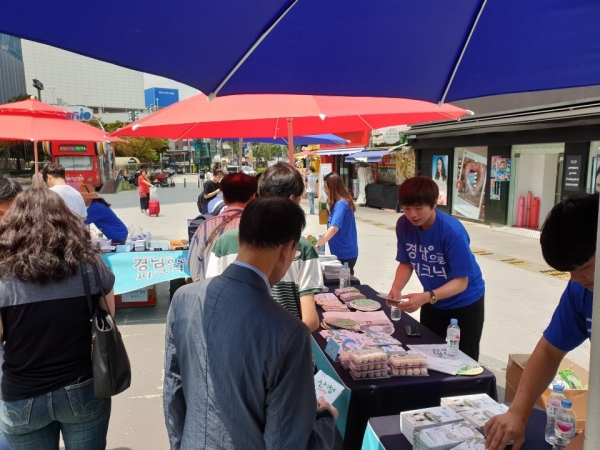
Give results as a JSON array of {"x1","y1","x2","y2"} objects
[
  {"x1": 0, "y1": 114, "x2": 123, "y2": 142},
  {"x1": 225, "y1": 134, "x2": 349, "y2": 146},
  {"x1": 2, "y1": 1, "x2": 600, "y2": 103},
  {"x1": 0, "y1": 98, "x2": 75, "y2": 117},
  {"x1": 114, "y1": 93, "x2": 467, "y2": 164},
  {"x1": 345, "y1": 149, "x2": 394, "y2": 163},
  {"x1": 0, "y1": 99, "x2": 123, "y2": 184}
]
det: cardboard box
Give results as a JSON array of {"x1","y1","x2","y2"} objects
[{"x1": 505, "y1": 354, "x2": 588, "y2": 432}]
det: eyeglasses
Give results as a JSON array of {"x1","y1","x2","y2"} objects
[{"x1": 293, "y1": 244, "x2": 302, "y2": 261}]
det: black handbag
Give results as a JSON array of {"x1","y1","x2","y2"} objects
[{"x1": 82, "y1": 263, "x2": 132, "y2": 398}]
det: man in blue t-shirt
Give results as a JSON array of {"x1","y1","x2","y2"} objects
[
  {"x1": 484, "y1": 193, "x2": 598, "y2": 450},
  {"x1": 388, "y1": 177, "x2": 485, "y2": 361}
]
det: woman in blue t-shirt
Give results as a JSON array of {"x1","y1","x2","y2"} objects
[
  {"x1": 84, "y1": 197, "x2": 128, "y2": 244},
  {"x1": 315, "y1": 172, "x2": 359, "y2": 274},
  {"x1": 388, "y1": 176, "x2": 485, "y2": 361}
]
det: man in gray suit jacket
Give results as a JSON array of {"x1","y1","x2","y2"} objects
[{"x1": 164, "y1": 196, "x2": 337, "y2": 449}]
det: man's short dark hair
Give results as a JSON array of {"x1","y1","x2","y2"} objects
[
  {"x1": 0, "y1": 177, "x2": 23, "y2": 203},
  {"x1": 213, "y1": 169, "x2": 224, "y2": 177},
  {"x1": 398, "y1": 176, "x2": 438, "y2": 208},
  {"x1": 42, "y1": 163, "x2": 66, "y2": 182},
  {"x1": 220, "y1": 173, "x2": 258, "y2": 205},
  {"x1": 239, "y1": 197, "x2": 305, "y2": 249},
  {"x1": 258, "y1": 163, "x2": 304, "y2": 198},
  {"x1": 308, "y1": 166, "x2": 316, "y2": 173},
  {"x1": 541, "y1": 193, "x2": 598, "y2": 271}
]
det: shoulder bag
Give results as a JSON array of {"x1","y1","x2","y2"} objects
[{"x1": 82, "y1": 263, "x2": 132, "y2": 398}]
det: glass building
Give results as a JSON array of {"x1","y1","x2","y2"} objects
[{"x1": 0, "y1": 34, "x2": 26, "y2": 103}]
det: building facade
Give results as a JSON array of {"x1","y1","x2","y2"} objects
[
  {"x1": 21, "y1": 39, "x2": 145, "y2": 113},
  {"x1": 0, "y1": 34, "x2": 26, "y2": 103},
  {"x1": 409, "y1": 90, "x2": 600, "y2": 229}
]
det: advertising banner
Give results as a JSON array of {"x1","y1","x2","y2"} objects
[
  {"x1": 102, "y1": 250, "x2": 190, "y2": 294},
  {"x1": 432, "y1": 155, "x2": 448, "y2": 206},
  {"x1": 454, "y1": 150, "x2": 487, "y2": 221}
]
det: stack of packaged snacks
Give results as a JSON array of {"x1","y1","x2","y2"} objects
[
  {"x1": 389, "y1": 354, "x2": 428, "y2": 376},
  {"x1": 345, "y1": 349, "x2": 389, "y2": 380}
]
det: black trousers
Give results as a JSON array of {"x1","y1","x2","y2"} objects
[
  {"x1": 339, "y1": 257, "x2": 358, "y2": 276},
  {"x1": 420, "y1": 295, "x2": 485, "y2": 361}
]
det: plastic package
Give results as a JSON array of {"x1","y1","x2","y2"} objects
[
  {"x1": 390, "y1": 365, "x2": 429, "y2": 376},
  {"x1": 347, "y1": 349, "x2": 388, "y2": 365},
  {"x1": 349, "y1": 367, "x2": 390, "y2": 380},
  {"x1": 389, "y1": 354, "x2": 427, "y2": 368},
  {"x1": 348, "y1": 360, "x2": 387, "y2": 372}
]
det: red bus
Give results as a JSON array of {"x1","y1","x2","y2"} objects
[{"x1": 48, "y1": 141, "x2": 115, "y2": 190}]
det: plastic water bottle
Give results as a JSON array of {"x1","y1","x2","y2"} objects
[
  {"x1": 545, "y1": 385, "x2": 566, "y2": 444},
  {"x1": 446, "y1": 319, "x2": 460, "y2": 359},
  {"x1": 390, "y1": 304, "x2": 401, "y2": 321},
  {"x1": 317, "y1": 235, "x2": 326, "y2": 255},
  {"x1": 553, "y1": 399, "x2": 576, "y2": 449},
  {"x1": 339, "y1": 263, "x2": 350, "y2": 289}
]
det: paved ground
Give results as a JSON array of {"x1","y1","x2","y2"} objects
[{"x1": 99, "y1": 174, "x2": 589, "y2": 449}]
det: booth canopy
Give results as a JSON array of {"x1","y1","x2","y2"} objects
[
  {"x1": 317, "y1": 147, "x2": 364, "y2": 156},
  {"x1": 345, "y1": 149, "x2": 395, "y2": 163},
  {"x1": 4, "y1": 1, "x2": 600, "y2": 103}
]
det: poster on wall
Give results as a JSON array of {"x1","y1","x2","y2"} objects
[
  {"x1": 432, "y1": 155, "x2": 448, "y2": 205},
  {"x1": 489, "y1": 156, "x2": 511, "y2": 200},
  {"x1": 454, "y1": 150, "x2": 487, "y2": 221},
  {"x1": 319, "y1": 163, "x2": 332, "y2": 200}
]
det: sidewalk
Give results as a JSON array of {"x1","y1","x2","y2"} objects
[{"x1": 101, "y1": 180, "x2": 588, "y2": 448}]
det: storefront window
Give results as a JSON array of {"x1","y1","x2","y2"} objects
[{"x1": 452, "y1": 147, "x2": 488, "y2": 221}]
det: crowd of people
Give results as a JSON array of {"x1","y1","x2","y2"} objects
[{"x1": 0, "y1": 158, "x2": 596, "y2": 450}]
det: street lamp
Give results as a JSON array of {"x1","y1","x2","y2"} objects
[
  {"x1": 32, "y1": 79, "x2": 44, "y2": 101},
  {"x1": 48, "y1": 86, "x2": 56, "y2": 104},
  {"x1": 155, "y1": 98, "x2": 159, "y2": 110}
]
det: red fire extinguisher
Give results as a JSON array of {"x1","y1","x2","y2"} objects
[{"x1": 531, "y1": 197, "x2": 541, "y2": 229}]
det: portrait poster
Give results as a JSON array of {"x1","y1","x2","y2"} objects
[
  {"x1": 454, "y1": 150, "x2": 487, "y2": 221},
  {"x1": 432, "y1": 155, "x2": 448, "y2": 206}
]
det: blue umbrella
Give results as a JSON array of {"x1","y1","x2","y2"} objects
[
  {"x1": 221, "y1": 134, "x2": 349, "y2": 146},
  {"x1": 2, "y1": 1, "x2": 600, "y2": 103}
]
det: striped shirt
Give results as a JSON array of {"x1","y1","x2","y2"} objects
[
  {"x1": 187, "y1": 207, "x2": 244, "y2": 282},
  {"x1": 205, "y1": 231, "x2": 323, "y2": 320}
]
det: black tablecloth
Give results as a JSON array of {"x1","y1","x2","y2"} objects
[
  {"x1": 323, "y1": 274, "x2": 361, "y2": 287},
  {"x1": 367, "y1": 407, "x2": 551, "y2": 449},
  {"x1": 312, "y1": 285, "x2": 498, "y2": 450}
]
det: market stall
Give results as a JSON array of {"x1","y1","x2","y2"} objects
[{"x1": 311, "y1": 285, "x2": 497, "y2": 450}]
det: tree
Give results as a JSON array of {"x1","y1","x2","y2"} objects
[
  {"x1": 251, "y1": 143, "x2": 281, "y2": 165},
  {"x1": 7, "y1": 94, "x2": 30, "y2": 103},
  {"x1": 84, "y1": 118, "x2": 169, "y2": 163}
]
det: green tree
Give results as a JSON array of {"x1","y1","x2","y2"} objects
[
  {"x1": 7, "y1": 94, "x2": 30, "y2": 103},
  {"x1": 251, "y1": 143, "x2": 283, "y2": 165}
]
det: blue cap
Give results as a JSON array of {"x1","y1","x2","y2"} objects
[
  {"x1": 552, "y1": 385, "x2": 565, "y2": 393},
  {"x1": 561, "y1": 399, "x2": 572, "y2": 409},
  {"x1": 450, "y1": 319, "x2": 458, "y2": 325}
]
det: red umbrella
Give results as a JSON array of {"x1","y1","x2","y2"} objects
[
  {"x1": 114, "y1": 93, "x2": 470, "y2": 165},
  {"x1": 0, "y1": 98, "x2": 75, "y2": 117},
  {"x1": 0, "y1": 98, "x2": 123, "y2": 184}
]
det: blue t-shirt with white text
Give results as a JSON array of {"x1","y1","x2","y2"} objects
[
  {"x1": 328, "y1": 199, "x2": 358, "y2": 260},
  {"x1": 543, "y1": 281, "x2": 592, "y2": 352},
  {"x1": 395, "y1": 210, "x2": 484, "y2": 310}
]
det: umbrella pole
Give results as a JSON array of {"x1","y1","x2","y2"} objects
[
  {"x1": 239, "y1": 137, "x2": 243, "y2": 170},
  {"x1": 33, "y1": 140, "x2": 39, "y2": 187},
  {"x1": 287, "y1": 118, "x2": 294, "y2": 167},
  {"x1": 584, "y1": 205, "x2": 600, "y2": 449}
]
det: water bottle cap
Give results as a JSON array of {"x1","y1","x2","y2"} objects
[
  {"x1": 561, "y1": 399, "x2": 572, "y2": 409},
  {"x1": 450, "y1": 319, "x2": 458, "y2": 325},
  {"x1": 552, "y1": 384, "x2": 565, "y2": 393}
]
